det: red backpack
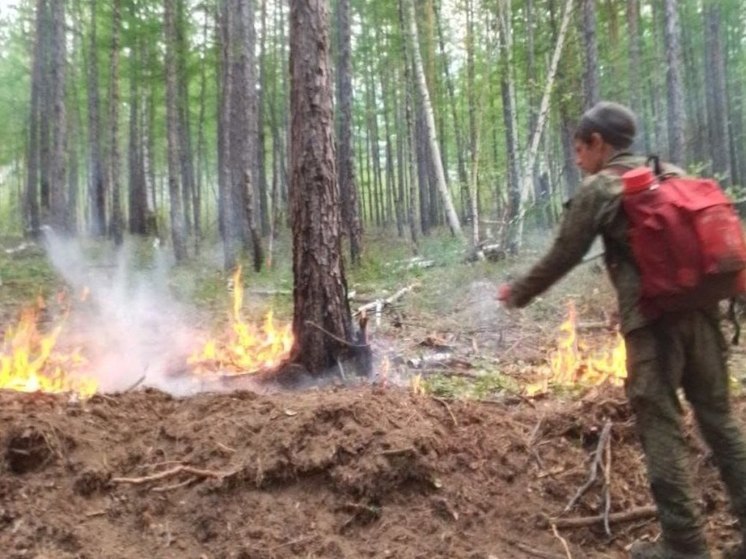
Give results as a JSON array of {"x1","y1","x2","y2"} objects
[{"x1": 620, "y1": 156, "x2": 746, "y2": 316}]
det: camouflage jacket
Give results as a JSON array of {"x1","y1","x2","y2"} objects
[{"x1": 510, "y1": 153, "x2": 673, "y2": 334}]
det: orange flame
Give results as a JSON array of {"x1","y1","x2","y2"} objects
[
  {"x1": 189, "y1": 267, "x2": 293, "y2": 374},
  {"x1": 528, "y1": 301, "x2": 626, "y2": 395},
  {"x1": 0, "y1": 303, "x2": 97, "y2": 398}
]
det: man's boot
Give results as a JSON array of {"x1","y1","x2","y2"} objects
[{"x1": 629, "y1": 540, "x2": 711, "y2": 559}]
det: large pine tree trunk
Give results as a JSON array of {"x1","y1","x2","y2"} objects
[
  {"x1": 404, "y1": 0, "x2": 462, "y2": 239},
  {"x1": 288, "y1": 0, "x2": 359, "y2": 376},
  {"x1": 663, "y1": 0, "x2": 686, "y2": 166},
  {"x1": 176, "y1": 0, "x2": 195, "y2": 236},
  {"x1": 165, "y1": 0, "x2": 188, "y2": 260},
  {"x1": 335, "y1": 0, "x2": 363, "y2": 264}
]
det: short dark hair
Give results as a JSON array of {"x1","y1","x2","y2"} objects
[{"x1": 574, "y1": 101, "x2": 637, "y2": 149}]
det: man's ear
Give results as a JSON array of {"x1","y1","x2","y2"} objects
[{"x1": 590, "y1": 131, "x2": 605, "y2": 148}]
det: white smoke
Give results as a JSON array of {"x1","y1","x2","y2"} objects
[{"x1": 42, "y1": 229, "x2": 204, "y2": 395}]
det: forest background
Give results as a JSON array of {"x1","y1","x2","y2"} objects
[{"x1": 0, "y1": 0, "x2": 741, "y2": 268}]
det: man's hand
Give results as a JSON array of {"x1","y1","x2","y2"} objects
[{"x1": 497, "y1": 283, "x2": 516, "y2": 309}]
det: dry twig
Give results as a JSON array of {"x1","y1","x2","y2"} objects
[
  {"x1": 112, "y1": 465, "x2": 234, "y2": 485},
  {"x1": 551, "y1": 523, "x2": 573, "y2": 559},
  {"x1": 563, "y1": 420, "x2": 612, "y2": 513},
  {"x1": 549, "y1": 505, "x2": 657, "y2": 529}
]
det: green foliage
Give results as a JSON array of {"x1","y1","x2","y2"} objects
[{"x1": 422, "y1": 368, "x2": 520, "y2": 400}]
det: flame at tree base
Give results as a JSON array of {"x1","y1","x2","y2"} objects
[
  {"x1": 527, "y1": 301, "x2": 627, "y2": 396},
  {"x1": 188, "y1": 267, "x2": 294, "y2": 376}
]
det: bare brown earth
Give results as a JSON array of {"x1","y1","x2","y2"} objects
[{"x1": 0, "y1": 383, "x2": 743, "y2": 559}]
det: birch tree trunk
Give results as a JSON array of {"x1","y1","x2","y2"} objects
[
  {"x1": 403, "y1": 0, "x2": 462, "y2": 239},
  {"x1": 515, "y1": 0, "x2": 573, "y2": 249}
]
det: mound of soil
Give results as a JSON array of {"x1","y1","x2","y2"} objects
[{"x1": 0, "y1": 385, "x2": 741, "y2": 559}]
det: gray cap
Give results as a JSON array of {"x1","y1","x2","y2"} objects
[{"x1": 578, "y1": 101, "x2": 637, "y2": 149}]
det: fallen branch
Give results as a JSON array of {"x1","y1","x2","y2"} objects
[
  {"x1": 551, "y1": 523, "x2": 573, "y2": 559},
  {"x1": 354, "y1": 284, "x2": 416, "y2": 321},
  {"x1": 548, "y1": 505, "x2": 657, "y2": 529},
  {"x1": 563, "y1": 420, "x2": 612, "y2": 513},
  {"x1": 112, "y1": 465, "x2": 234, "y2": 485}
]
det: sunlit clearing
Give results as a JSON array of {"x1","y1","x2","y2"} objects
[
  {"x1": 188, "y1": 266, "x2": 293, "y2": 375},
  {"x1": 0, "y1": 303, "x2": 97, "y2": 398},
  {"x1": 526, "y1": 300, "x2": 626, "y2": 396}
]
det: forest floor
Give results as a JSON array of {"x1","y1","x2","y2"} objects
[{"x1": 1, "y1": 231, "x2": 746, "y2": 559}]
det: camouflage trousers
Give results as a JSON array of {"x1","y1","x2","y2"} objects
[{"x1": 625, "y1": 308, "x2": 746, "y2": 551}]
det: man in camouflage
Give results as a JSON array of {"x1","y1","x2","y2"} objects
[{"x1": 498, "y1": 101, "x2": 746, "y2": 559}]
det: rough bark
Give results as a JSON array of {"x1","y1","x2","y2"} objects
[{"x1": 289, "y1": 0, "x2": 357, "y2": 375}]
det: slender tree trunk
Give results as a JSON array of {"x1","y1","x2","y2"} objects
[
  {"x1": 176, "y1": 0, "x2": 195, "y2": 236},
  {"x1": 48, "y1": 0, "x2": 67, "y2": 232},
  {"x1": 25, "y1": 0, "x2": 45, "y2": 236},
  {"x1": 516, "y1": 0, "x2": 573, "y2": 248},
  {"x1": 336, "y1": 0, "x2": 362, "y2": 263},
  {"x1": 108, "y1": 0, "x2": 123, "y2": 245},
  {"x1": 86, "y1": 0, "x2": 104, "y2": 235},
  {"x1": 626, "y1": 0, "x2": 647, "y2": 152},
  {"x1": 663, "y1": 0, "x2": 686, "y2": 166},
  {"x1": 289, "y1": 0, "x2": 358, "y2": 375},
  {"x1": 398, "y1": 0, "x2": 418, "y2": 249},
  {"x1": 580, "y1": 0, "x2": 600, "y2": 110},
  {"x1": 497, "y1": 0, "x2": 520, "y2": 251},
  {"x1": 165, "y1": 0, "x2": 188, "y2": 260},
  {"x1": 404, "y1": 0, "x2": 462, "y2": 239},
  {"x1": 704, "y1": 2, "x2": 732, "y2": 186},
  {"x1": 128, "y1": 42, "x2": 147, "y2": 235},
  {"x1": 257, "y1": 0, "x2": 270, "y2": 236}
]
